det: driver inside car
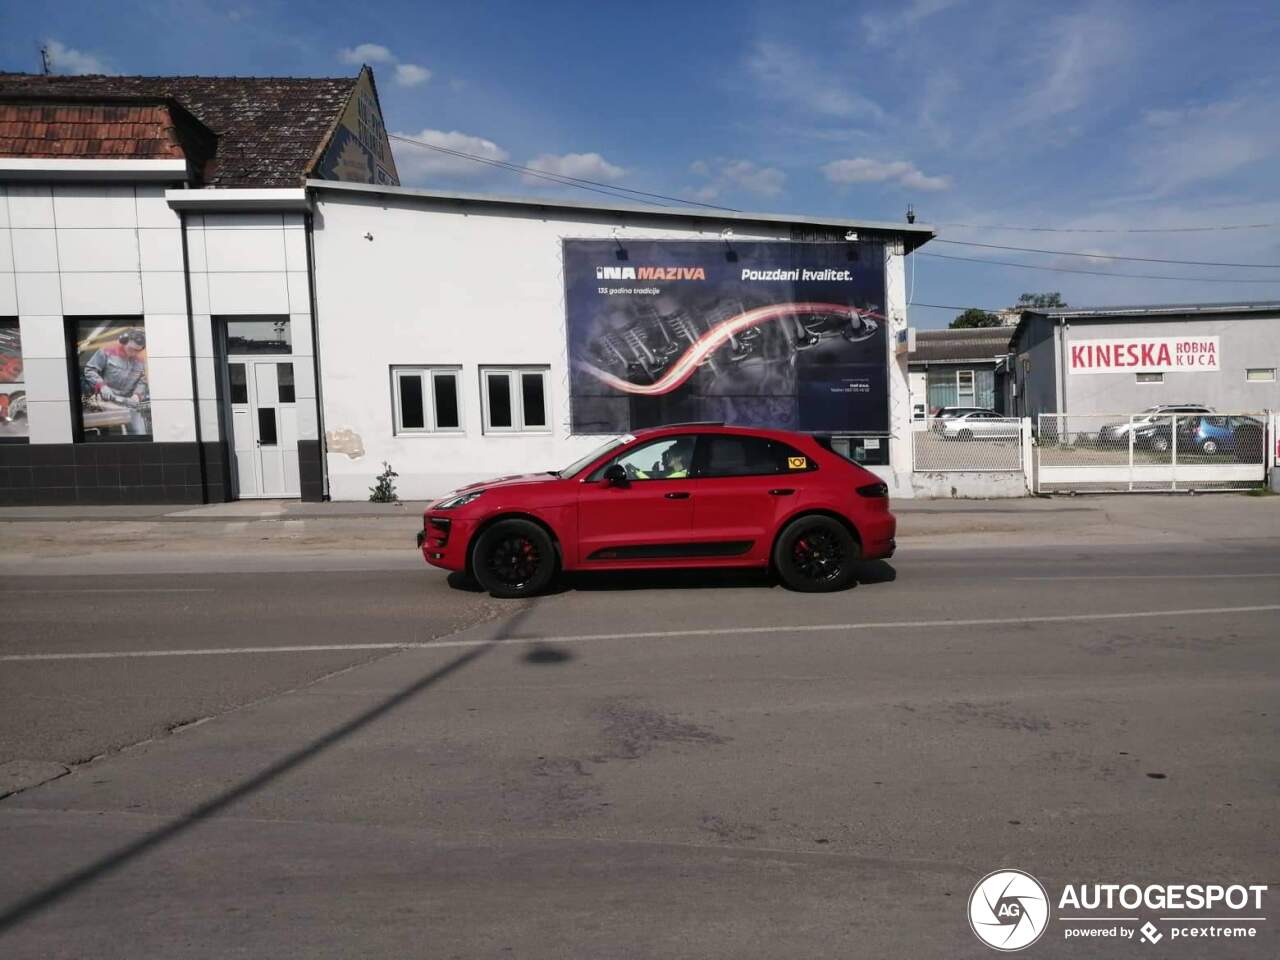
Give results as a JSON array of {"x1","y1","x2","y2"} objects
[{"x1": 631, "y1": 441, "x2": 691, "y2": 480}]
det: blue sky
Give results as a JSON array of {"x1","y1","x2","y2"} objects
[{"x1": 5, "y1": 0, "x2": 1280, "y2": 327}]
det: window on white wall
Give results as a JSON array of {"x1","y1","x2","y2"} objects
[
  {"x1": 956, "y1": 369, "x2": 975, "y2": 404},
  {"x1": 1245, "y1": 368, "x2": 1276, "y2": 382},
  {"x1": 1136, "y1": 372, "x2": 1164, "y2": 384},
  {"x1": 392, "y1": 366, "x2": 462, "y2": 434},
  {"x1": 480, "y1": 367, "x2": 550, "y2": 433}
]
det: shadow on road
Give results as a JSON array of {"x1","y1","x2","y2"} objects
[{"x1": 0, "y1": 606, "x2": 536, "y2": 937}]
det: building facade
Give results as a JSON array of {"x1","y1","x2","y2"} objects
[
  {"x1": 1009, "y1": 303, "x2": 1280, "y2": 419},
  {"x1": 1, "y1": 71, "x2": 935, "y2": 505}
]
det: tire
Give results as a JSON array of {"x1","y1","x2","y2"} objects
[
  {"x1": 1200, "y1": 439, "x2": 1219, "y2": 456},
  {"x1": 470, "y1": 519, "x2": 557, "y2": 598},
  {"x1": 957, "y1": 429, "x2": 973, "y2": 441},
  {"x1": 1151, "y1": 435, "x2": 1169, "y2": 453},
  {"x1": 772, "y1": 515, "x2": 860, "y2": 593}
]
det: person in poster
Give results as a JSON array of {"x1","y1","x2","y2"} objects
[
  {"x1": 0, "y1": 323, "x2": 25, "y2": 439},
  {"x1": 80, "y1": 326, "x2": 151, "y2": 437},
  {"x1": 563, "y1": 240, "x2": 889, "y2": 435}
]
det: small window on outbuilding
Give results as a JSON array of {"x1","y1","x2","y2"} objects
[
  {"x1": 1135, "y1": 372, "x2": 1164, "y2": 384},
  {"x1": 1245, "y1": 368, "x2": 1276, "y2": 382}
]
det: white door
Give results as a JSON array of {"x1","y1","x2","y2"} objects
[{"x1": 227, "y1": 358, "x2": 300, "y2": 499}]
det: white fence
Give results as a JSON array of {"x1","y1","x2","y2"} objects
[
  {"x1": 1035, "y1": 412, "x2": 1269, "y2": 493},
  {"x1": 913, "y1": 417, "x2": 1028, "y2": 473}
]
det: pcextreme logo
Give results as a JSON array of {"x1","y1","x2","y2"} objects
[
  {"x1": 967, "y1": 869, "x2": 1269, "y2": 951},
  {"x1": 595, "y1": 265, "x2": 706, "y2": 281}
]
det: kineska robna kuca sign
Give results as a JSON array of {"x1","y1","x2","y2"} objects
[
  {"x1": 1068, "y1": 336, "x2": 1220, "y2": 374},
  {"x1": 563, "y1": 239, "x2": 889, "y2": 434}
]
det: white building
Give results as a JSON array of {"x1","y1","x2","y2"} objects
[{"x1": 1, "y1": 70, "x2": 935, "y2": 506}]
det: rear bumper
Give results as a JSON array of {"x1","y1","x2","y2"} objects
[
  {"x1": 860, "y1": 511, "x2": 897, "y2": 560},
  {"x1": 418, "y1": 514, "x2": 474, "y2": 572}
]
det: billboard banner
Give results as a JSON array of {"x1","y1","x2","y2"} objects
[
  {"x1": 1069, "y1": 336, "x2": 1220, "y2": 374},
  {"x1": 564, "y1": 239, "x2": 888, "y2": 434}
]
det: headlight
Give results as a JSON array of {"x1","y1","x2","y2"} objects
[{"x1": 435, "y1": 490, "x2": 484, "y2": 510}]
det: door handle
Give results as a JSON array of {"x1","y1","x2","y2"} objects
[
  {"x1": 768, "y1": 488, "x2": 795, "y2": 496},
  {"x1": 664, "y1": 491, "x2": 691, "y2": 499}
]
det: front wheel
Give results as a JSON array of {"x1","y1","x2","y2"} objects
[
  {"x1": 1200, "y1": 439, "x2": 1219, "y2": 456},
  {"x1": 772, "y1": 516, "x2": 860, "y2": 593},
  {"x1": 470, "y1": 519, "x2": 557, "y2": 598}
]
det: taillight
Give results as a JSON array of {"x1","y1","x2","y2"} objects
[{"x1": 857, "y1": 482, "x2": 888, "y2": 498}]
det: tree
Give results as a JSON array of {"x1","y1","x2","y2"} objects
[
  {"x1": 1015, "y1": 291, "x2": 1068, "y2": 309},
  {"x1": 950, "y1": 308, "x2": 1002, "y2": 329}
]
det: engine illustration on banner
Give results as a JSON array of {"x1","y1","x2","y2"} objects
[{"x1": 564, "y1": 239, "x2": 888, "y2": 434}]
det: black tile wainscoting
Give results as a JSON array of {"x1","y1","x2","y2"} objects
[{"x1": 0, "y1": 442, "x2": 233, "y2": 505}]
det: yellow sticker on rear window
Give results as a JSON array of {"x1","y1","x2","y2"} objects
[{"x1": 787, "y1": 456, "x2": 807, "y2": 470}]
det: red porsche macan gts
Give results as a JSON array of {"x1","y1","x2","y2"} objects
[{"x1": 418, "y1": 424, "x2": 896, "y2": 597}]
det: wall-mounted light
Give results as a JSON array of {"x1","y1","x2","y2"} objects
[
  {"x1": 721, "y1": 227, "x2": 738, "y2": 262},
  {"x1": 844, "y1": 230, "x2": 858, "y2": 241},
  {"x1": 363, "y1": 232, "x2": 374, "y2": 241}
]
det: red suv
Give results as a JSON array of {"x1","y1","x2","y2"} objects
[{"x1": 418, "y1": 424, "x2": 896, "y2": 597}]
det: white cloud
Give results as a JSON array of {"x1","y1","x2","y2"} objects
[
  {"x1": 745, "y1": 42, "x2": 883, "y2": 121},
  {"x1": 338, "y1": 43, "x2": 395, "y2": 65},
  {"x1": 44, "y1": 39, "x2": 110, "y2": 75},
  {"x1": 863, "y1": 0, "x2": 962, "y2": 46},
  {"x1": 523, "y1": 152, "x2": 625, "y2": 185},
  {"x1": 392, "y1": 129, "x2": 509, "y2": 182},
  {"x1": 394, "y1": 63, "x2": 431, "y2": 87},
  {"x1": 690, "y1": 158, "x2": 787, "y2": 200},
  {"x1": 1016, "y1": 8, "x2": 1131, "y2": 122},
  {"x1": 1130, "y1": 94, "x2": 1277, "y2": 196},
  {"x1": 822, "y1": 157, "x2": 951, "y2": 191},
  {"x1": 337, "y1": 43, "x2": 433, "y2": 88}
]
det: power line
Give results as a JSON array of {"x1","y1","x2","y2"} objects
[
  {"x1": 917, "y1": 251, "x2": 1280, "y2": 283},
  {"x1": 933, "y1": 238, "x2": 1280, "y2": 269},
  {"x1": 935, "y1": 220, "x2": 1280, "y2": 234},
  {"x1": 389, "y1": 133, "x2": 740, "y2": 212},
  {"x1": 908, "y1": 302, "x2": 1005, "y2": 312}
]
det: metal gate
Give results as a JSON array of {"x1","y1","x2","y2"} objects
[{"x1": 1035, "y1": 412, "x2": 1269, "y2": 493}]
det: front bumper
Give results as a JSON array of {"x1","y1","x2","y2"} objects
[{"x1": 418, "y1": 514, "x2": 475, "y2": 571}]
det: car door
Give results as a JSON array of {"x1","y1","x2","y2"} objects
[
  {"x1": 575, "y1": 435, "x2": 696, "y2": 563},
  {"x1": 689, "y1": 433, "x2": 805, "y2": 562}
]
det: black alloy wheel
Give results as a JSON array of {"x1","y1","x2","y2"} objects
[
  {"x1": 470, "y1": 519, "x2": 557, "y2": 598},
  {"x1": 773, "y1": 515, "x2": 860, "y2": 593}
]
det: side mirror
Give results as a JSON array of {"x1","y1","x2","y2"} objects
[{"x1": 603, "y1": 463, "x2": 628, "y2": 487}]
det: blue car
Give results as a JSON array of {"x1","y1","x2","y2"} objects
[{"x1": 1191, "y1": 416, "x2": 1263, "y2": 457}]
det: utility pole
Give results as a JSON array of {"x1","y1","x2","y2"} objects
[{"x1": 40, "y1": 44, "x2": 51, "y2": 74}]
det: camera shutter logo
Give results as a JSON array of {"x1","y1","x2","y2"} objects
[{"x1": 968, "y1": 869, "x2": 1050, "y2": 951}]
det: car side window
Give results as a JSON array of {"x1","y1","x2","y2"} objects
[
  {"x1": 698, "y1": 435, "x2": 814, "y2": 477},
  {"x1": 588, "y1": 435, "x2": 696, "y2": 481}
]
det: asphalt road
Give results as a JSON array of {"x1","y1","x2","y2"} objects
[{"x1": 1, "y1": 527, "x2": 1278, "y2": 957}]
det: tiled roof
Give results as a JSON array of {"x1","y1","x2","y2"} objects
[
  {"x1": 0, "y1": 101, "x2": 196, "y2": 159},
  {"x1": 910, "y1": 327, "x2": 1014, "y2": 363},
  {"x1": 0, "y1": 73, "x2": 357, "y2": 187}
]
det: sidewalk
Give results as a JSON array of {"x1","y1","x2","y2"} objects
[{"x1": 1, "y1": 494, "x2": 1278, "y2": 575}]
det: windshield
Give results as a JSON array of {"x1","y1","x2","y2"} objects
[{"x1": 557, "y1": 435, "x2": 633, "y2": 478}]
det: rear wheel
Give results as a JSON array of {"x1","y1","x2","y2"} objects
[
  {"x1": 1151, "y1": 434, "x2": 1169, "y2": 453},
  {"x1": 470, "y1": 519, "x2": 557, "y2": 598},
  {"x1": 1200, "y1": 438, "x2": 1219, "y2": 456},
  {"x1": 957, "y1": 428, "x2": 973, "y2": 441},
  {"x1": 772, "y1": 516, "x2": 860, "y2": 593}
]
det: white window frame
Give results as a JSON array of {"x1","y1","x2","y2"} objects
[
  {"x1": 480, "y1": 366, "x2": 551, "y2": 434},
  {"x1": 391, "y1": 365, "x2": 463, "y2": 435},
  {"x1": 1135, "y1": 372, "x2": 1164, "y2": 384},
  {"x1": 956, "y1": 369, "x2": 975, "y2": 404},
  {"x1": 1245, "y1": 368, "x2": 1276, "y2": 382}
]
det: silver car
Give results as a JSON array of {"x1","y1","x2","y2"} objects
[{"x1": 936, "y1": 410, "x2": 1020, "y2": 440}]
